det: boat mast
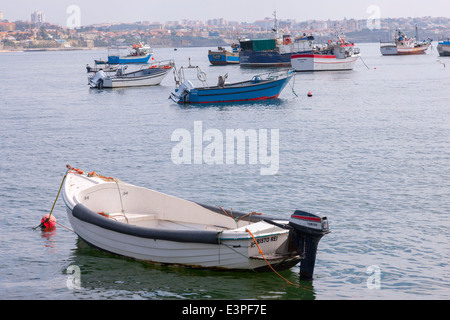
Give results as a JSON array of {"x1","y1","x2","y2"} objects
[{"x1": 272, "y1": 11, "x2": 278, "y2": 38}]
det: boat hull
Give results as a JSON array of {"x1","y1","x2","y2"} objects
[
  {"x1": 66, "y1": 206, "x2": 299, "y2": 271},
  {"x1": 380, "y1": 44, "x2": 398, "y2": 55},
  {"x1": 89, "y1": 66, "x2": 172, "y2": 88},
  {"x1": 291, "y1": 53, "x2": 359, "y2": 71},
  {"x1": 437, "y1": 43, "x2": 450, "y2": 56},
  {"x1": 208, "y1": 50, "x2": 239, "y2": 65},
  {"x1": 175, "y1": 73, "x2": 293, "y2": 104},
  {"x1": 380, "y1": 43, "x2": 430, "y2": 55},
  {"x1": 108, "y1": 53, "x2": 152, "y2": 64},
  {"x1": 239, "y1": 51, "x2": 291, "y2": 67},
  {"x1": 103, "y1": 68, "x2": 171, "y2": 88}
]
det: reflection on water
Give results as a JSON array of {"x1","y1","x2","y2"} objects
[
  {"x1": 66, "y1": 239, "x2": 316, "y2": 300},
  {"x1": 40, "y1": 228, "x2": 57, "y2": 249}
]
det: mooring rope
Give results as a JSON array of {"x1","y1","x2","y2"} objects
[
  {"x1": 289, "y1": 73, "x2": 298, "y2": 97},
  {"x1": 33, "y1": 165, "x2": 71, "y2": 230},
  {"x1": 55, "y1": 221, "x2": 74, "y2": 233},
  {"x1": 244, "y1": 228, "x2": 318, "y2": 291},
  {"x1": 359, "y1": 55, "x2": 370, "y2": 69}
]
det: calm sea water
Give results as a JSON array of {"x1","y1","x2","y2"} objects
[{"x1": 0, "y1": 43, "x2": 449, "y2": 301}]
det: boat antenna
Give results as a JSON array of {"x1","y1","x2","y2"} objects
[{"x1": 272, "y1": 11, "x2": 278, "y2": 36}]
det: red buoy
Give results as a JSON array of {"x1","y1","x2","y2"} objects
[
  {"x1": 40, "y1": 214, "x2": 56, "y2": 230},
  {"x1": 307, "y1": 91, "x2": 313, "y2": 97}
]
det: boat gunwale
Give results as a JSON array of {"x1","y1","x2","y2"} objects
[
  {"x1": 70, "y1": 203, "x2": 288, "y2": 244},
  {"x1": 192, "y1": 70, "x2": 293, "y2": 92},
  {"x1": 109, "y1": 69, "x2": 171, "y2": 82},
  {"x1": 71, "y1": 203, "x2": 221, "y2": 244}
]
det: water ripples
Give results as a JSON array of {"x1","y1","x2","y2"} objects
[{"x1": 1, "y1": 44, "x2": 449, "y2": 299}]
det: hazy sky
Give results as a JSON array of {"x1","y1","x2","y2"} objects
[{"x1": 1, "y1": 0, "x2": 449, "y2": 26}]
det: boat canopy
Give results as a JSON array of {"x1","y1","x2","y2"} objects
[{"x1": 240, "y1": 39, "x2": 277, "y2": 51}]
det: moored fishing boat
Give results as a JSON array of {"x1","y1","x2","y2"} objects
[
  {"x1": 290, "y1": 35, "x2": 360, "y2": 72},
  {"x1": 437, "y1": 40, "x2": 450, "y2": 56},
  {"x1": 239, "y1": 37, "x2": 293, "y2": 67},
  {"x1": 239, "y1": 12, "x2": 295, "y2": 68},
  {"x1": 208, "y1": 44, "x2": 240, "y2": 65},
  {"x1": 170, "y1": 64, "x2": 294, "y2": 104},
  {"x1": 380, "y1": 28, "x2": 431, "y2": 55},
  {"x1": 88, "y1": 60, "x2": 174, "y2": 89},
  {"x1": 95, "y1": 42, "x2": 153, "y2": 65},
  {"x1": 61, "y1": 165, "x2": 329, "y2": 278}
]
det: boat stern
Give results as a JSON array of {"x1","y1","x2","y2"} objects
[
  {"x1": 380, "y1": 43, "x2": 398, "y2": 55},
  {"x1": 88, "y1": 70, "x2": 108, "y2": 88},
  {"x1": 170, "y1": 80, "x2": 195, "y2": 104}
]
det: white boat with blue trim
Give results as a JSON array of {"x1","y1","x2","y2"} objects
[
  {"x1": 61, "y1": 165, "x2": 329, "y2": 278},
  {"x1": 88, "y1": 60, "x2": 174, "y2": 89}
]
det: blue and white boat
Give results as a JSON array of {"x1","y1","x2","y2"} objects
[
  {"x1": 170, "y1": 66, "x2": 294, "y2": 104},
  {"x1": 208, "y1": 44, "x2": 240, "y2": 65},
  {"x1": 95, "y1": 42, "x2": 153, "y2": 65}
]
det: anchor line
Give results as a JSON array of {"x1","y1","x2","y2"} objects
[
  {"x1": 359, "y1": 55, "x2": 370, "y2": 69},
  {"x1": 289, "y1": 73, "x2": 298, "y2": 97}
]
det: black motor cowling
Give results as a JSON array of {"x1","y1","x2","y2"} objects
[{"x1": 288, "y1": 210, "x2": 330, "y2": 280}]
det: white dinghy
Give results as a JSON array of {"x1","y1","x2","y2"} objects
[
  {"x1": 88, "y1": 60, "x2": 174, "y2": 89},
  {"x1": 61, "y1": 166, "x2": 329, "y2": 279}
]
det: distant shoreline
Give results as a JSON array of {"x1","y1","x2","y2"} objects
[
  {"x1": 0, "y1": 40, "x2": 399, "y2": 54},
  {"x1": 0, "y1": 47, "x2": 105, "y2": 53}
]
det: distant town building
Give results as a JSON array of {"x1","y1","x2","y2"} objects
[
  {"x1": 31, "y1": 11, "x2": 45, "y2": 26},
  {"x1": 207, "y1": 18, "x2": 227, "y2": 26},
  {"x1": 0, "y1": 22, "x2": 15, "y2": 31},
  {"x1": 0, "y1": 11, "x2": 4, "y2": 20}
]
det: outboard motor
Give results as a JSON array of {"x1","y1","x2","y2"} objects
[
  {"x1": 170, "y1": 80, "x2": 194, "y2": 103},
  {"x1": 288, "y1": 210, "x2": 330, "y2": 280},
  {"x1": 89, "y1": 70, "x2": 107, "y2": 88}
]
